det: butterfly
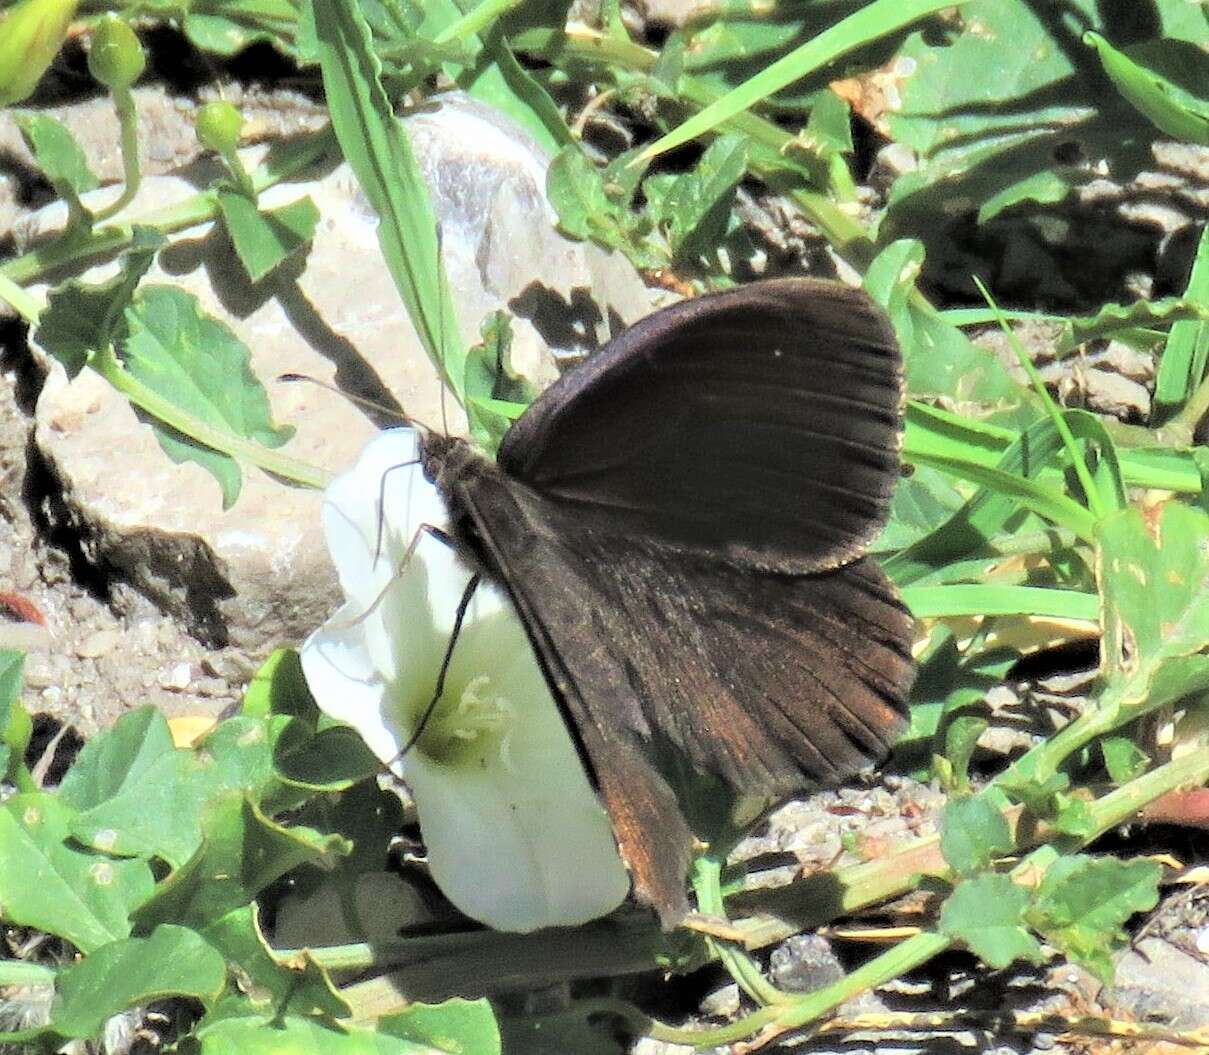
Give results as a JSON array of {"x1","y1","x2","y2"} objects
[{"x1": 419, "y1": 278, "x2": 916, "y2": 926}]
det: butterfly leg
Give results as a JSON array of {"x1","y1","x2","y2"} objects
[{"x1": 394, "y1": 571, "x2": 483, "y2": 761}]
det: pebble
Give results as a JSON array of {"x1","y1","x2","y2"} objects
[
  {"x1": 75, "y1": 629, "x2": 118, "y2": 659},
  {"x1": 160, "y1": 662, "x2": 193, "y2": 691}
]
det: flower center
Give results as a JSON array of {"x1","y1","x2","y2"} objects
[{"x1": 418, "y1": 673, "x2": 516, "y2": 770}]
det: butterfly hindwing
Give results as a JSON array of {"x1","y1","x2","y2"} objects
[{"x1": 443, "y1": 461, "x2": 914, "y2": 924}]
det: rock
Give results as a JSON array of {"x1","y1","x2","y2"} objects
[
  {"x1": 1104, "y1": 937, "x2": 1209, "y2": 1029},
  {"x1": 20, "y1": 93, "x2": 660, "y2": 655},
  {"x1": 769, "y1": 933, "x2": 845, "y2": 993}
]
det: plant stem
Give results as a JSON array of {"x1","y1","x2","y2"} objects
[
  {"x1": 91, "y1": 345, "x2": 330, "y2": 490},
  {"x1": 91, "y1": 84, "x2": 141, "y2": 224},
  {"x1": 0, "y1": 128, "x2": 337, "y2": 286}
]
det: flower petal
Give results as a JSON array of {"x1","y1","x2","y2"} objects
[{"x1": 406, "y1": 611, "x2": 629, "y2": 931}]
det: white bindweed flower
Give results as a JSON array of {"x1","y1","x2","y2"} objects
[{"x1": 300, "y1": 429, "x2": 629, "y2": 932}]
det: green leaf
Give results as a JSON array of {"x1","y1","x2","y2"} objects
[
  {"x1": 1097, "y1": 503, "x2": 1209, "y2": 727},
  {"x1": 1101, "y1": 735, "x2": 1150, "y2": 785},
  {"x1": 939, "y1": 793, "x2": 1013, "y2": 874},
  {"x1": 381, "y1": 998, "x2": 501, "y2": 1054},
  {"x1": 1029, "y1": 855, "x2": 1161, "y2": 983},
  {"x1": 0, "y1": 793, "x2": 153, "y2": 953},
  {"x1": 62, "y1": 708, "x2": 303, "y2": 867},
  {"x1": 0, "y1": 650, "x2": 25, "y2": 780},
  {"x1": 133, "y1": 793, "x2": 349, "y2": 932},
  {"x1": 803, "y1": 88, "x2": 853, "y2": 157},
  {"x1": 182, "y1": 4, "x2": 290, "y2": 57},
  {"x1": 873, "y1": 464, "x2": 967, "y2": 554},
  {"x1": 194, "y1": 1012, "x2": 431, "y2": 1054},
  {"x1": 864, "y1": 240, "x2": 1032, "y2": 418},
  {"x1": 997, "y1": 768, "x2": 1070, "y2": 817},
  {"x1": 1154, "y1": 224, "x2": 1209, "y2": 424},
  {"x1": 1084, "y1": 33, "x2": 1209, "y2": 145},
  {"x1": 15, "y1": 114, "x2": 98, "y2": 216},
  {"x1": 939, "y1": 874, "x2": 1044, "y2": 969},
  {"x1": 464, "y1": 310, "x2": 536, "y2": 453},
  {"x1": 310, "y1": 0, "x2": 465, "y2": 400},
  {"x1": 637, "y1": 0, "x2": 964, "y2": 164},
  {"x1": 240, "y1": 648, "x2": 318, "y2": 721},
  {"x1": 216, "y1": 190, "x2": 320, "y2": 283},
  {"x1": 882, "y1": 0, "x2": 1207, "y2": 280},
  {"x1": 34, "y1": 229, "x2": 163, "y2": 378},
  {"x1": 51, "y1": 925, "x2": 227, "y2": 1039},
  {"x1": 119, "y1": 284, "x2": 295, "y2": 509},
  {"x1": 547, "y1": 144, "x2": 630, "y2": 249},
  {"x1": 898, "y1": 629, "x2": 1017, "y2": 773},
  {"x1": 58, "y1": 707, "x2": 176, "y2": 810},
  {"x1": 661, "y1": 133, "x2": 749, "y2": 264},
  {"x1": 199, "y1": 906, "x2": 349, "y2": 1019}
]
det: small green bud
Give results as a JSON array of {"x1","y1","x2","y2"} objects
[
  {"x1": 196, "y1": 100, "x2": 244, "y2": 155},
  {"x1": 87, "y1": 14, "x2": 145, "y2": 91},
  {"x1": 0, "y1": 0, "x2": 78, "y2": 106}
]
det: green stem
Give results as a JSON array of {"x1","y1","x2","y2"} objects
[
  {"x1": 91, "y1": 345, "x2": 330, "y2": 490},
  {"x1": 692, "y1": 856, "x2": 787, "y2": 1007},
  {"x1": 1, "y1": 128, "x2": 337, "y2": 286},
  {"x1": 92, "y1": 84, "x2": 141, "y2": 224},
  {"x1": 433, "y1": 0, "x2": 526, "y2": 43}
]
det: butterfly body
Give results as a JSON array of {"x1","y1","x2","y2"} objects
[{"x1": 420, "y1": 279, "x2": 915, "y2": 925}]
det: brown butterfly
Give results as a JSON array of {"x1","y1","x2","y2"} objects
[{"x1": 421, "y1": 278, "x2": 915, "y2": 926}]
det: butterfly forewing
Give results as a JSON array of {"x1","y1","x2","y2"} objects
[{"x1": 497, "y1": 279, "x2": 901, "y2": 574}]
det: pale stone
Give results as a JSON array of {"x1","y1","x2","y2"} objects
[{"x1": 24, "y1": 93, "x2": 659, "y2": 656}]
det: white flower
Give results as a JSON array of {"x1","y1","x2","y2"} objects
[{"x1": 300, "y1": 429, "x2": 629, "y2": 932}]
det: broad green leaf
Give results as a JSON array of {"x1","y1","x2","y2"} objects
[
  {"x1": 15, "y1": 114, "x2": 97, "y2": 216},
  {"x1": 547, "y1": 144, "x2": 630, "y2": 248},
  {"x1": 119, "y1": 284, "x2": 295, "y2": 509},
  {"x1": 194, "y1": 1012, "x2": 432, "y2": 1054},
  {"x1": 133, "y1": 793, "x2": 349, "y2": 932},
  {"x1": 382, "y1": 998, "x2": 501, "y2": 1054},
  {"x1": 34, "y1": 229, "x2": 163, "y2": 378},
  {"x1": 58, "y1": 706, "x2": 176, "y2": 811},
  {"x1": 182, "y1": 1, "x2": 293, "y2": 57},
  {"x1": 1084, "y1": 33, "x2": 1209, "y2": 145},
  {"x1": 660, "y1": 133, "x2": 749, "y2": 264},
  {"x1": 0, "y1": 793, "x2": 153, "y2": 952},
  {"x1": 310, "y1": 0, "x2": 465, "y2": 400},
  {"x1": 63, "y1": 708, "x2": 302, "y2": 867},
  {"x1": 939, "y1": 793, "x2": 1012, "y2": 874},
  {"x1": 803, "y1": 88, "x2": 852, "y2": 157},
  {"x1": 1097, "y1": 502, "x2": 1209, "y2": 727},
  {"x1": 882, "y1": 0, "x2": 1208, "y2": 278},
  {"x1": 1029, "y1": 854, "x2": 1161, "y2": 982},
  {"x1": 873, "y1": 465, "x2": 966, "y2": 554},
  {"x1": 272, "y1": 722, "x2": 379, "y2": 793},
  {"x1": 200, "y1": 906, "x2": 349, "y2": 1019},
  {"x1": 51, "y1": 925, "x2": 226, "y2": 1039},
  {"x1": 216, "y1": 191, "x2": 320, "y2": 283},
  {"x1": 636, "y1": 0, "x2": 963, "y2": 164},
  {"x1": 241, "y1": 648, "x2": 318, "y2": 721},
  {"x1": 864, "y1": 240, "x2": 1032, "y2": 419},
  {"x1": 939, "y1": 874, "x2": 1044, "y2": 969}
]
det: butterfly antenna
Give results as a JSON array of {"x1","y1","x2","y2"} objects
[
  {"x1": 393, "y1": 572, "x2": 481, "y2": 763},
  {"x1": 277, "y1": 373, "x2": 435, "y2": 431}
]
